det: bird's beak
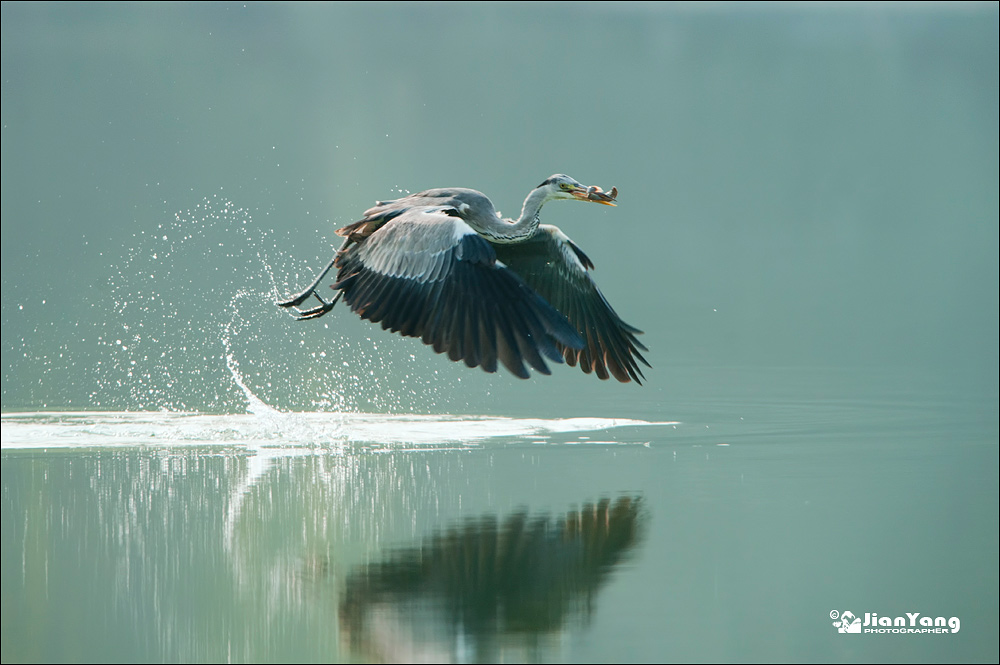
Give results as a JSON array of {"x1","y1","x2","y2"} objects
[{"x1": 572, "y1": 185, "x2": 618, "y2": 206}]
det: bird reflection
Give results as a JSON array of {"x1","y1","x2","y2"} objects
[{"x1": 339, "y1": 496, "x2": 644, "y2": 662}]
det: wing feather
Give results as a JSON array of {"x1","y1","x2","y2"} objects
[{"x1": 492, "y1": 225, "x2": 650, "y2": 384}]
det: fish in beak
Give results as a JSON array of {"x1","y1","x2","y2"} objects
[{"x1": 572, "y1": 184, "x2": 618, "y2": 205}]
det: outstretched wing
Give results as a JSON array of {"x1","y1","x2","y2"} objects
[
  {"x1": 332, "y1": 208, "x2": 585, "y2": 379},
  {"x1": 491, "y1": 225, "x2": 650, "y2": 384}
]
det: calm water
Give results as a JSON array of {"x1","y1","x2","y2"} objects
[{"x1": 2, "y1": 3, "x2": 997, "y2": 663}]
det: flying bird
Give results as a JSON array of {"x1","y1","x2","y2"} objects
[{"x1": 277, "y1": 175, "x2": 649, "y2": 383}]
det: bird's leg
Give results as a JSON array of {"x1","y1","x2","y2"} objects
[
  {"x1": 276, "y1": 238, "x2": 350, "y2": 320},
  {"x1": 276, "y1": 253, "x2": 338, "y2": 308}
]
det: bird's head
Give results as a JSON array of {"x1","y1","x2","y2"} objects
[{"x1": 539, "y1": 174, "x2": 617, "y2": 205}]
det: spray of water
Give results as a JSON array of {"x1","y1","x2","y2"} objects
[
  {"x1": 51, "y1": 193, "x2": 460, "y2": 415},
  {"x1": 77, "y1": 194, "x2": 351, "y2": 412}
]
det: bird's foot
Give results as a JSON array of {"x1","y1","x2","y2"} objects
[
  {"x1": 291, "y1": 300, "x2": 336, "y2": 320},
  {"x1": 276, "y1": 288, "x2": 316, "y2": 308},
  {"x1": 277, "y1": 289, "x2": 342, "y2": 321}
]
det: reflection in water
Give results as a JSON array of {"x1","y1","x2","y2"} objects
[
  {"x1": 2, "y1": 414, "x2": 659, "y2": 662},
  {"x1": 339, "y1": 497, "x2": 645, "y2": 663}
]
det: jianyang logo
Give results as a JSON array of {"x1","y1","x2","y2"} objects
[
  {"x1": 832, "y1": 610, "x2": 862, "y2": 633},
  {"x1": 830, "y1": 610, "x2": 961, "y2": 634}
]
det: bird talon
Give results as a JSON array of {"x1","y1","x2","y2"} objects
[
  {"x1": 293, "y1": 303, "x2": 335, "y2": 321},
  {"x1": 276, "y1": 290, "x2": 314, "y2": 308},
  {"x1": 278, "y1": 287, "x2": 342, "y2": 321}
]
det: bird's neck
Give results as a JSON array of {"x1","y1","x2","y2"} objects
[{"x1": 491, "y1": 187, "x2": 550, "y2": 243}]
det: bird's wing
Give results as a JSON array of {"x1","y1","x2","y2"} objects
[
  {"x1": 332, "y1": 208, "x2": 585, "y2": 379},
  {"x1": 491, "y1": 225, "x2": 650, "y2": 384},
  {"x1": 336, "y1": 188, "x2": 487, "y2": 241}
]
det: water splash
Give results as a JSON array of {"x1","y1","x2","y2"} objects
[
  {"x1": 53, "y1": 195, "x2": 350, "y2": 413},
  {"x1": 222, "y1": 288, "x2": 298, "y2": 417},
  {"x1": 67, "y1": 194, "x2": 456, "y2": 414}
]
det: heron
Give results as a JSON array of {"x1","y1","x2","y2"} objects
[{"x1": 277, "y1": 174, "x2": 649, "y2": 383}]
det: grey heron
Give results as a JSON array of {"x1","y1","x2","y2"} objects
[{"x1": 277, "y1": 175, "x2": 649, "y2": 383}]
